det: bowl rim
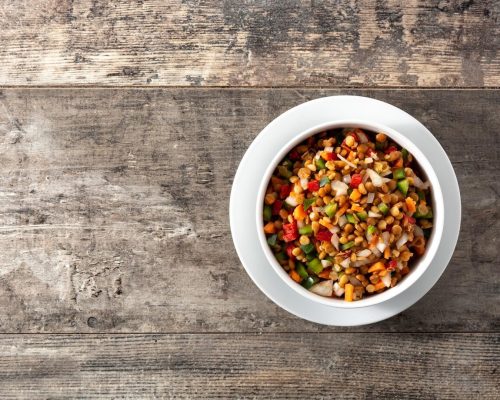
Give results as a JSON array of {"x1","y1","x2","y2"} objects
[{"x1": 256, "y1": 119, "x2": 445, "y2": 309}]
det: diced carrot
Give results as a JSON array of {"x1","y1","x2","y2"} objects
[
  {"x1": 383, "y1": 246, "x2": 391, "y2": 259},
  {"x1": 293, "y1": 204, "x2": 307, "y2": 221},
  {"x1": 349, "y1": 189, "x2": 361, "y2": 201},
  {"x1": 318, "y1": 269, "x2": 331, "y2": 279},
  {"x1": 335, "y1": 204, "x2": 349, "y2": 218},
  {"x1": 345, "y1": 283, "x2": 354, "y2": 302},
  {"x1": 394, "y1": 158, "x2": 404, "y2": 168},
  {"x1": 379, "y1": 269, "x2": 388, "y2": 277},
  {"x1": 368, "y1": 261, "x2": 386, "y2": 273},
  {"x1": 264, "y1": 192, "x2": 277, "y2": 205},
  {"x1": 405, "y1": 197, "x2": 417, "y2": 214},
  {"x1": 319, "y1": 220, "x2": 334, "y2": 230},
  {"x1": 264, "y1": 222, "x2": 276, "y2": 234},
  {"x1": 374, "y1": 281, "x2": 386, "y2": 291},
  {"x1": 351, "y1": 203, "x2": 364, "y2": 212},
  {"x1": 290, "y1": 270, "x2": 302, "y2": 283}
]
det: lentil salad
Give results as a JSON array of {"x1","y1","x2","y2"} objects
[{"x1": 262, "y1": 128, "x2": 433, "y2": 302}]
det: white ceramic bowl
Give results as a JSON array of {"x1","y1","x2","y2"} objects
[{"x1": 256, "y1": 120, "x2": 444, "y2": 309}]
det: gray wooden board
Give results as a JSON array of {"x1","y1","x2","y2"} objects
[
  {"x1": 0, "y1": 88, "x2": 498, "y2": 333},
  {"x1": 0, "y1": 1, "x2": 499, "y2": 87},
  {"x1": 0, "y1": 333, "x2": 498, "y2": 399}
]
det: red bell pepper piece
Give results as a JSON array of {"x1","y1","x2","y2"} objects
[
  {"x1": 350, "y1": 173, "x2": 362, "y2": 188},
  {"x1": 316, "y1": 229, "x2": 332, "y2": 242},
  {"x1": 279, "y1": 184, "x2": 291, "y2": 199},
  {"x1": 404, "y1": 214, "x2": 416, "y2": 225},
  {"x1": 323, "y1": 151, "x2": 337, "y2": 161},
  {"x1": 307, "y1": 180, "x2": 320, "y2": 192},
  {"x1": 385, "y1": 145, "x2": 397, "y2": 154},
  {"x1": 272, "y1": 200, "x2": 282, "y2": 215},
  {"x1": 286, "y1": 243, "x2": 296, "y2": 259},
  {"x1": 289, "y1": 150, "x2": 300, "y2": 161},
  {"x1": 283, "y1": 221, "x2": 299, "y2": 242},
  {"x1": 387, "y1": 260, "x2": 397, "y2": 271}
]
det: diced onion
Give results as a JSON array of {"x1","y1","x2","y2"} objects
[
  {"x1": 376, "y1": 241, "x2": 386, "y2": 253},
  {"x1": 333, "y1": 282, "x2": 345, "y2": 297},
  {"x1": 349, "y1": 276, "x2": 362, "y2": 286},
  {"x1": 321, "y1": 259, "x2": 332, "y2": 268},
  {"x1": 285, "y1": 196, "x2": 298, "y2": 207},
  {"x1": 331, "y1": 233, "x2": 340, "y2": 251},
  {"x1": 368, "y1": 211, "x2": 381, "y2": 218},
  {"x1": 372, "y1": 248, "x2": 382, "y2": 257},
  {"x1": 414, "y1": 225, "x2": 424, "y2": 237},
  {"x1": 309, "y1": 280, "x2": 333, "y2": 297},
  {"x1": 297, "y1": 220, "x2": 305, "y2": 229},
  {"x1": 381, "y1": 273, "x2": 392, "y2": 288},
  {"x1": 382, "y1": 231, "x2": 390, "y2": 245},
  {"x1": 337, "y1": 154, "x2": 356, "y2": 169},
  {"x1": 396, "y1": 232, "x2": 409, "y2": 249},
  {"x1": 356, "y1": 249, "x2": 371, "y2": 258},
  {"x1": 367, "y1": 168, "x2": 390, "y2": 187},
  {"x1": 300, "y1": 178, "x2": 309, "y2": 190},
  {"x1": 412, "y1": 173, "x2": 431, "y2": 190},
  {"x1": 331, "y1": 180, "x2": 349, "y2": 197},
  {"x1": 330, "y1": 226, "x2": 340, "y2": 234},
  {"x1": 343, "y1": 175, "x2": 352, "y2": 184},
  {"x1": 338, "y1": 215, "x2": 347, "y2": 228},
  {"x1": 352, "y1": 258, "x2": 372, "y2": 267},
  {"x1": 356, "y1": 130, "x2": 369, "y2": 143},
  {"x1": 340, "y1": 258, "x2": 350, "y2": 269},
  {"x1": 380, "y1": 169, "x2": 392, "y2": 177},
  {"x1": 364, "y1": 157, "x2": 373, "y2": 164},
  {"x1": 397, "y1": 261, "x2": 403, "y2": 270},
  {"x1": 324, "y1": 146, "x2": 334, "y2": 152},
  {"x1": 367, "y1": 192, "x2": 375, "y2": 203}
]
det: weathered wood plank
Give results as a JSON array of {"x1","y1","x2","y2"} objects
[
  {"x1": 0, "y1": 89, "x2": 498, "y2": 333},
  {"x1": 0, "y1": 334, "x2": 497, "y2": 399},
  {"x1": 0, "y1": 1, "x2": 498, "y2": 87}
]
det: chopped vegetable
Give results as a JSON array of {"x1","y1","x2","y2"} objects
[
  {"x1": 378, "y1": 202, "x2": 389, "y2": 215},
  {"x1": 356, "y1": 211, "x2": 367, "y2": 221},
  {"x1": 319, "y1": 176, "x2": 330, "y2": 187},
  {"x1": 282, "y1": 222, "x2": 298, "y2": 242},
  {"x1": 301, "y1": 243, "x2": 315, "y2": 254},
  {"x1": 263, "y1": 205, "x2": 272, "y2": 222},
  {"x1": 397, "y1": 179, "x2": 409, "y2": 196},
  {"x1": 316, "y1": 230, "x2": 332, "y2": 242},
  {"x1": 267, "y1": 234, "x2": 277, "y2": 246},
  {"x1": 346, "y1": 214, "x2": 357, "y2": 224},
  {"x1": 307, "y1": 180, "x2": 320, "y2": 192},
  {"x1": 293, "y1": 204, "x2": 307, "y2": 221},
  {"x1": 393, "y1": 168, "x2": 406, "y2": 180},
  {"x1": 302, "y1": 276, "x2": 319, "y2": 289},
  {"x1": 307, "y1": 258, "x2": 323, "y2": 275},
  {"x1": 298, "y1": 225, "x2": 313, "y2": 235},
  {"x1": 324, "y1": 202, "x2": 338, "y2": 218},
  {"x1": 340, "y1": 240, "x2": 355, "y2": 250},
  {"x1": 303, "y1": 197, "x2": 316, "y2": 211},
  {"x1": 296, "y1": 262, "x2": 309, "y2": 279},
  {"x1": 278, "y1": 165, "x2": 292, "y2": 179}
]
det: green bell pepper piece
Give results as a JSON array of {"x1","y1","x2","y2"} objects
[
  {"x1": 303, "y1": 197, "x2": 316, "y2": 211},
  {"x1": 301, "y1": 243, "x2": 315, "y2": 255},
  {"x1": 324, "y1": 202, "x2": 337, "y2": 218},
  {"x1": 263, "y1": 205, "x2": 272, "y2": 222},
  {"x1": 267, "y1": 234, "x2": 277, "y2": 246},
  {"x1": 378, "y1": 202, "x2": 389, "y2": 215},
  {"x1": 356, "y1": 212, "x2": 367, "y2": 221},
  {"x1": 346, "y1": 213, "x2": 357, "y2": 224},
  {"x1": 319, "y1": 176, "x2": 330, "y2": 187},
  {"x1": 307, "y1": 258, "x2": 323, "y2": 275},
  {"x1": 393, "y1": 168, "x2": 406, "y2": 180},
  {"x1": 397, "y1": 178, "x2": 409, "y2": 196},
  {"x1": 340, "y1": 240, "x2": 355, "y2": 250},
  {"x1": 302, "y1": 275, "x2": 319, "y2": 289},
  {"x1": 298, "y1": 225, "x2": 313, "y2": 235},
  {"x1": 296, "y1": 262, "x2": 309, "y2": 280}
]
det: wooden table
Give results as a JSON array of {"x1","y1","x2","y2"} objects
[{"x1": 0, "y1": 1, "x2": 498, "y2": 398}]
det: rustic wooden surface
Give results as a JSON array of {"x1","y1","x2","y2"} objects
[
  {"x1": 0, "y1": 0, "x2": 499, "y2": 398},
  {"x1": 0, "y1": 334, "x2": 498, "y2": 399},
  {"x1": 0, "y1": 0, "x2": 499, "y2": 87}
]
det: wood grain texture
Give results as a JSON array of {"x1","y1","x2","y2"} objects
[
  {"x1": 0, "y1": 333, "x2": 498, "y2": 399},
  {"x1": 0, "y1": 0, "x2": 499, "y2": 87},
  {"x1": 0, "y1": 88, "x2": 498, "y2": 333}
]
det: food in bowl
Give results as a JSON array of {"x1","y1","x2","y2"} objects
[{"x1": 262, "y1": 128, "x2": 433, "y2": 301}]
